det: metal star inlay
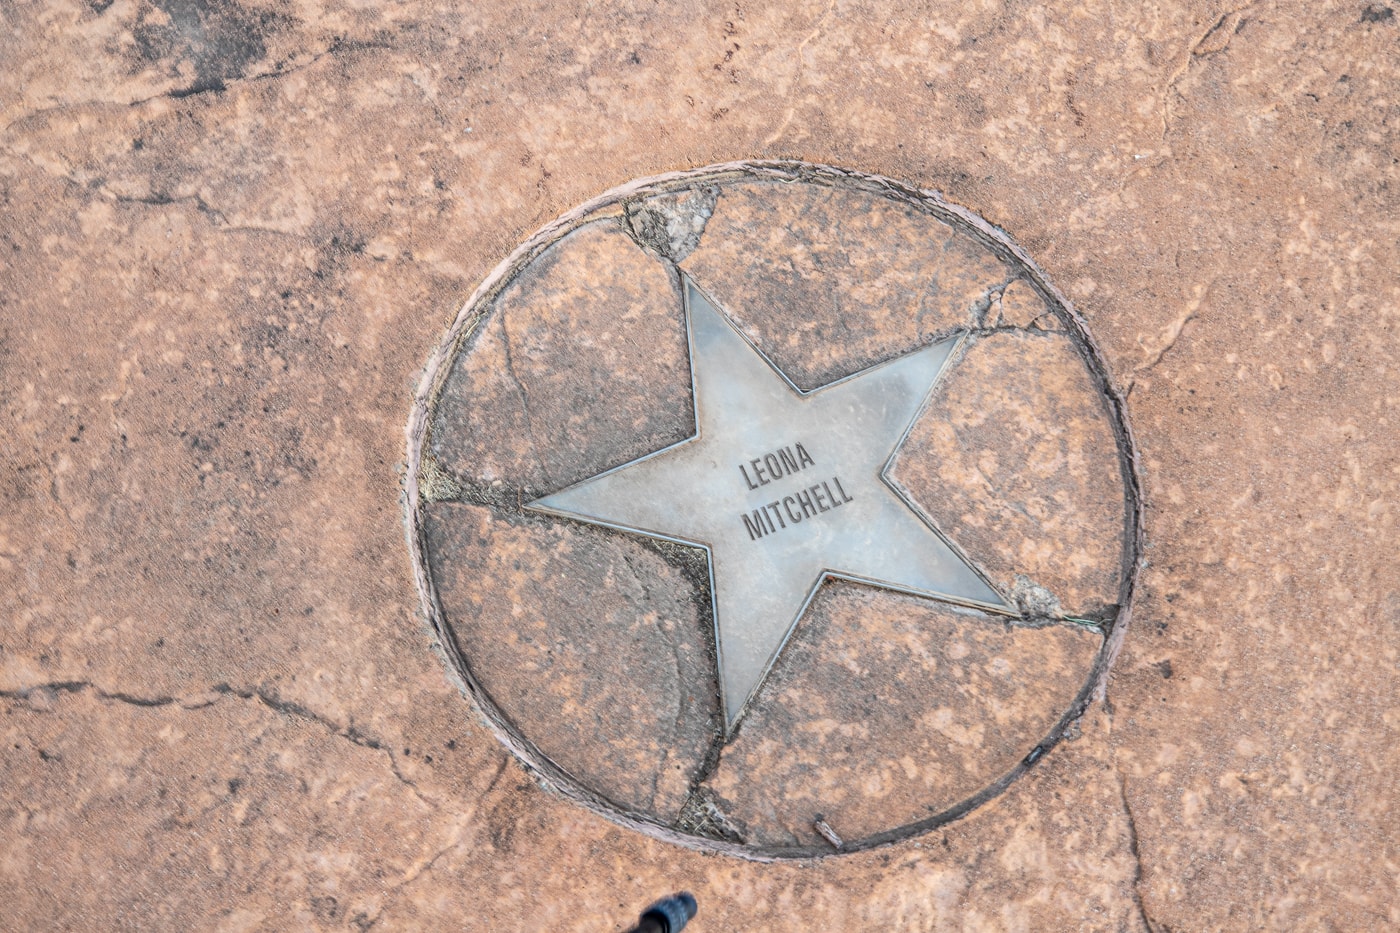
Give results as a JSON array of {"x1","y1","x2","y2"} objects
[{"x1": 531, "y1": 277, "x2": 1014, "y2": 732}]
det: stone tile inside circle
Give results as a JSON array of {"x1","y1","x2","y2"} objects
[
  {"x1": 680, "y1": 179, "x2": 1012, "y2": 389},
  {"x1": 700, "y1": 584, "x2": 1099, "y2": 849},
  {"x1": 424, "y1": 502, "x2": 718, "y2": 821},
  {"x1": 891, "y1": 331, "x2": 1126, "y2": 617},
  {"x1": 430, "y1": 219, "x2": 692, "y2": 494}
]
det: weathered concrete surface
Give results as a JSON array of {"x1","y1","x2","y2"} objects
[
  {"x1": 431, "y1": 220, "x2": 693, "y2": 495},
  {"x1": 2, "y1": 1, "x2": 1398, "y2": 931},
  {"x1": 893, "y1": 330, "x2": 1127, "y2": 617},
  {"x1": 682, "y1": 179, "x2": 1012, "y2": 389},
  {"x1": 425, "y1": 501, "x2": 718, "y2": 821},
  {"x1": 703, "y1": 586, "x2": 1099, "y2": 848}
]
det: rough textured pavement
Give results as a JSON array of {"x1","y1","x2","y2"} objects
[{"x1": 3, "y1": 1, "x2": 1398, "y2": 929}]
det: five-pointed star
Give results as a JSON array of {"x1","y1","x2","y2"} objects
[{"x1": 531, "y1": 277, "x2": 1013, "y2": 731}]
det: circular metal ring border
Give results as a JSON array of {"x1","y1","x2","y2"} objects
[{"x1": 403, "y1": 159, "x2": 1146, "y2": 861}]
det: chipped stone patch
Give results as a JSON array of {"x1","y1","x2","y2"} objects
[
  {"x1": 1009, "y1": 575, "x2": 1065, "y2": 620},
  {"x1": 987, "y1": 278, "x2": 1064, "y2": 331},
  {"x1": 624, "y1": 185, "x2": 720, "y2": 262}
]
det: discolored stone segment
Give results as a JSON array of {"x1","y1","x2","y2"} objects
[
  {"x1": 424, "y1": 502, "x2": 717, "y2": 820},
  {"x1": 701, "y1": 585, "x2": 1099, "y2": 848},
  {"x1": 680, "y1": 180, "x2": 1012, "y2": 389},
  {"x1": 892, "y1": 331, "x2": 1126, "y2": 616},
  {"x1": 430, "y1": 220, "x2": 692, "y2": 495}
]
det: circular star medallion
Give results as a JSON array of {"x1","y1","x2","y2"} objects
[{"x1": 406, "y1": 161, "x2": 1142, "y2": 858}]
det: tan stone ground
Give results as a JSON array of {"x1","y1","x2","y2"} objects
[{"x1": 3, "y1": 1, "x2": 1398, "y2": 930}]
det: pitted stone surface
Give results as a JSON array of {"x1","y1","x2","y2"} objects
[
  {"x1": 892, "y1": 330, "x2": 1127, "y2": 616},
  {"x1": 425, "y1": 501, "x2": 716, "y2": 819},
  {"x1": 701, "y1": 585, "x2": 1099, "y2": 848},
  {"x1": 680, "y1": 179, "x2": 1012, "y2": 389}
]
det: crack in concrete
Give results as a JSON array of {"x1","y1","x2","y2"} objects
[
  {"x1": 1, "y1": 36, "x2": 394, "y2": 138},
  {"x1": 361, "y1": 756, "x2": 512, "y2": 929},
  {"x1": 0, "y1": 680, "x2": 176, "y2": 708},
  {"x1": 481, "y1": 755, "x2": 511, "y2": 797},
  {"x1": 615, "y1": 550, "x2": 680, "y2": 813},
  {"x1": 497, "y1": 315, "x2": 554, "y2": 489},
  {"x1": 1118, "y1": 772, "x2": 1156, "y2": 932},
  {"x1": 1192, "y1": 7, "x2": 1252, "y2": 58},
  {"x1": 109, "y1": 191, "x2": 315, "y2": 240},
  {"x1": 360, "y1": 824, "x2": 468, "y2": 930},
  {"x1": 1, "y1": 148, "x2": 307, "y2": 239},
  {"x1": 968, "y1": 272, "x2": 1021, "y2": 328},
  {"x1": 0, "y1": 680, "x2": 438, "y2": 811},
  {"x1": 1159, "y1": 3, "x2": 1258, "y2": 145},
  {"x1": 212, "y1": 683, "x2": 439, "y2": 811},
  {"x1": 619, "y1": 550, "x2": 686, "y2": 815},
  {"x1": 1133, "y1": 279, "x2": 1214, "y2": 381},
  {"x1": 115, "y1": 191, "x2": 227, "y2": 224},
  {"x1": 760, "y1": 0, "x2": 837, "y2": 150}
]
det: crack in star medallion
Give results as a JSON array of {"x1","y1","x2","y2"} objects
[
  {"x1": 531, "y1": 277, "x2": 1013, "y2": 732},
  {"x1": 407, "y1": 161, "x2": 1143, "y2": 858}
]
